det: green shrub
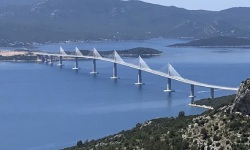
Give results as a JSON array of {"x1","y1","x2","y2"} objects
[
  {"x1": 213, "y1": 135, "x2": 221, "y2": 141},
  {"x1": 77, "y1": 140, "x2": 83, "y2": 147}
]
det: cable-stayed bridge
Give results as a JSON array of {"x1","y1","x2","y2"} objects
[{"x1": 36, "y1": 47, "x2": 238, "y2": 99}]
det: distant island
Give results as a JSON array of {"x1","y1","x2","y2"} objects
[
  {"x1": 78, "y1": 47, "x2": 162, "y2": 58},
  {"x1": 168, "y1": 36, "x2": 250, "y2": 48},
  {"x1": 0, "y1": 47, "x2": 162, "y2": 61}
]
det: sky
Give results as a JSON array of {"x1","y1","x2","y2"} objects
[{"x1": 140, "y1": 0, "x2": 250, "y2": 11}]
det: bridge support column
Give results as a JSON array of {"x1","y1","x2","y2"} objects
[
  {"x1": 57, "y1": 56, "x2": 63, "y2": 67},
  {"x1": 72, "y1": 57, "x2": 79, "y2": 70},
  {"x1": 111, "y1": 63, "x2": 119, "y2": 79},
  {"x1": 41, "y1": 56, "x2": 45, "y2": 63},
  {"x1": 135, "y1": 69, "x2": 144, "y2": 85},
  {"x1": 37, "y1": 55, "x2": 42, "y2": 62},
  {"x1": 189, "y1": 84, "x2": 195, "y2": 98},
  {"x1": 90, "y1": 59, "x2": 98, "y2": 74},
  {"x1": 210, "y1": 88, "x2": 215, "y2": 99},
  {"x1": 164, "y1": 78, "x2": 173, "y2": 92},
  {"x1": 49, "y1": 55, "x2": 53, "y2": 65},
  {"x1": 45, "y1": 55, "x2": 49, "y2": 64}
]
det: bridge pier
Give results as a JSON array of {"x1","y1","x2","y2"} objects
[
  {"x1": 72, "y1": 57, "x2": 80, "y2": 70},
  {"x1": 41, "y1": 56, "x2": 45, "y2": 63},
  {"x1": 45, "y1": 55, "x2": 49, "y2": 64},
  {"x1": 90, "y1": 59, "x2": 98, "y2": 74},
  {"x1": 49, "y1": 55, "x2": 53, "y2": 65},
  {"x1": 189, "y1": 84, "x2": 195, "y2": 98},
  {"x1": 57, "y1": 56, "x2": 64, "y2": 67},
  {"x1": 111, "y1": 63, "x2": 119, "y2": 79},
  {"x1": 37, "y1": 55, "x2": 42, "y2": 62},
  {"x1": 210, "y1": 88, "x2": 215, "y2": 99},
  {"x1": 164, "y1": 78, "x2": 173, "y2": 92},
  {"x1": 135, "y1": 69, "x2": 144, "y2": 85}
]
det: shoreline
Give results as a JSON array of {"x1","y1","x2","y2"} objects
[
  {"x1": 0, "y1": 48, "x2": 162, "y2": 62},
  {"x1": 188, "y1": 103, "x2": 214, "y2": 110},
  {"x1": 168, "y1": 46, "x2": 250, "y2": 48}
]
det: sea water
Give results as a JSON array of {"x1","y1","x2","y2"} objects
[{"x1": 0, "y1": 38, "x2": 249, "y2": 150}]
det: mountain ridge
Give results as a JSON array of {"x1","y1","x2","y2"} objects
[{"x1": 0, "y1": 0, "x2": 250, "y2": 45}]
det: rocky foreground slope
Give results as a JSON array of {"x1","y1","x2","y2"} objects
[
  {"x1": 65, "y1": 78, "x2": 250, "y2": 150},
  {"x1": 230, "y1": 78, "x2": 250, "y2": 115}
]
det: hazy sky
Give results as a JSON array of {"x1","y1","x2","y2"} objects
[{"x1": 140, "y1": 0, "x2": 250, "y2": 11}]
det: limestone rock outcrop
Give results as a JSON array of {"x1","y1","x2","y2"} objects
[{"x1": 230, "y1": 78, "x2": 250, "y2": 115}]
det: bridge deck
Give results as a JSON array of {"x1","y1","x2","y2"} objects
[{"x1": 36, "y1": 52, "x2": 239, "y2": 91}]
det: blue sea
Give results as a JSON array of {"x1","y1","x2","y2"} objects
[{"x1": 0, "y1": 38, "x2": 249, "y2": 150}]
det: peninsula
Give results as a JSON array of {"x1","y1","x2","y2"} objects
[
  {"x1": 0, "y1": 47, "x2": 162, "y2": 61},
  {"x1": 168, "y1": 36, "x2": 250, "y2": 48},
  {"x1": 0, "y1": 50, "x2": 38, "y2": 61}
]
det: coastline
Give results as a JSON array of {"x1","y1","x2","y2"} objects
[
  {"x1": 0, "y1": 48, "x2": 163, "y2": 62},
  {"x1": 168, "y1": 45, "x2": 250, "y2": 48},
  {"x1": 188, "y1": 103, "x2": 214, "y2": 110}
]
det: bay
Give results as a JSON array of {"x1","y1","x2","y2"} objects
[{"x1": 0, "y1": 38, "x2": 249, "y2": 150}]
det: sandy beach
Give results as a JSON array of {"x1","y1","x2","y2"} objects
[
  {"x1": 0, "y1": 50, "x2": 29, "y2": 56},
  {"x1": 188, "y1": 103, "x2": 214, "y2": 110}
]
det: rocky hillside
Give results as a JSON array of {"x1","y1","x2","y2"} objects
[
  {"x1": 64, "y1": 78, "x2": 250, "y2": 150},
  {"x1": 64, "y1": 109, "x2": 250, "y2": 150},
  {"x1": 0, "y1": 0, "x2": 250, "y2": 45},
  {"x1": 230, "y1": 78, "x2": 250, "y2": 115}
]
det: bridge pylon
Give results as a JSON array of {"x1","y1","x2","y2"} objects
[
  {"x1": 89, "y1": 48, "x2": 101, "y2": 74},
  {"x1": 72, "y1": 47, "x2": 81, "y2": 70},
  {"x1": 59, "y1": 47, "x2": 67, "y2": 56},
  {"x1": 111, "y1": 51, "x2": 123, "y2": 79},
  {"x1": 75, "y1": 47, "x2": 83, "y2": 56},
  {"x1": 164, "y1": 64, "x2": 174, "y2": 92},
  {"x1": 57, "y1": 47, "x2": 67, "y2": 67},
  {"x1": 135, "y1": 56, "x2": 146, "y2": 85}
]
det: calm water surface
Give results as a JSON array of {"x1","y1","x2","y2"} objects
[{"x1": 0, "y1": 39, "x2": 250, "y2": 150}]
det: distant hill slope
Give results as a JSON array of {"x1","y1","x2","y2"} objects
[
  {"x1": 0, "y1": 0, "x2": 250, "y2": 45},
  {"x1": 168, "y1": 36, "x2": 250, "y2": 47}
]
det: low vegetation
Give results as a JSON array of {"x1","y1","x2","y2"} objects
[{"x1": 193, "y1": 94, "x2": 235, "y2": 109}]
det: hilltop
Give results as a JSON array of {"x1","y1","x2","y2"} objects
[{"x1": 1, "y1": 0, "x2": 250, "y2": 46}]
